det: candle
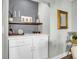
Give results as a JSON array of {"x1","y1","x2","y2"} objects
[
  {"x1": 14, "y1": 10, "x2": 16, "y2": 17},
  {"x1": 18, "y1": 10, "x2": 20, "y2": 18}
]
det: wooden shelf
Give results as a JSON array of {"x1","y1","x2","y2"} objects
[
  {"x1": 9, "y1": 33, "x2": 24, "y2": 36},
  {"x1": 9, "y1": 22, "x2": 42, "y2": 25}
]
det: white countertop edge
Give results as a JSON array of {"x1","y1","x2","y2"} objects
[{"x1": 8, "y1": 34, "x2": 48, "y2": 39}]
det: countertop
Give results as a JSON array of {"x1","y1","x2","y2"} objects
[{"x1": 8, "y1": 34, "x2": 48, "y2": 40}]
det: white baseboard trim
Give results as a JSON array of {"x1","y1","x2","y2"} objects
[{"x1": 51, "y1": 52, "x2": 71, "y2": 59}]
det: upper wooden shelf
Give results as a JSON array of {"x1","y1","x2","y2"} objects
[{"x1": 9, "y1": 22, "x2": 42, "y2": 25}]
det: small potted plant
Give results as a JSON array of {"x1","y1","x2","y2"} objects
[{"x1": 71, "y1": 33, "x2": 77, "y2": 44}]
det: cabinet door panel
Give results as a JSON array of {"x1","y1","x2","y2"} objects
[
  {"x1": 9, "y1": 45, "x2": 32, "y2": 59},
  {"x1": 9, "y1": 37, "x2": 32, "y2": 59},
  {"x1": 33, "y1": 36, "x2": 48, "y2": 59}
]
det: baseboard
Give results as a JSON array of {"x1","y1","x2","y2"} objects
[{"x1": 51, "y1": 52, "x2": 71, "y2": 59}]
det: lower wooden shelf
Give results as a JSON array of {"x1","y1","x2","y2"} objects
[
  {"x1": 9, "y1": 33, "x2": 24, "y2": 36},
  {"x1": 9, "y1": 22, "x2": 42, "y2": 25}
]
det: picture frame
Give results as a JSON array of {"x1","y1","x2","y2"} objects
[{"x1": 57, "y1": 10, "x2": 68, "y2": 29}]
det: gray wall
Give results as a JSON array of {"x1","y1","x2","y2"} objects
[
  {"x1": 49, "y1": 0, "x2": 73, "y2": 58},
  {"x1": 2, "y1": 0, "x2": 9, "y2": 59},
  {"x1": 9, "y1": 0, "x2": 38, "y2": 20},
  {"x1": 9, "y1": 0, "x2": 38, "y2": 33},
  {"x1": 72, "y1": 0, "x2": 77, "y2": 32}
]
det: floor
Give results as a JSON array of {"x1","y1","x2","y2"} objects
[{"x1": 61, "y1": 54, "x2": 73, "y2": 59}]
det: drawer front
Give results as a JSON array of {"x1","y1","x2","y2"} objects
[{"x1": 9, "y1": 36, "x2": 32, "y2": 48}]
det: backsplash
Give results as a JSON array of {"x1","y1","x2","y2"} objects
[
  {"x1": 10, "y1": 25, "x2": 37, "y2": 33},
  {"x1": 9, "y1": 0, "x2": 38, "y2": 34}
]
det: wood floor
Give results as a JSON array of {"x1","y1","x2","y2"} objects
[{"x1": 61, "y1": 54, "x2": 73, "y2": 59}]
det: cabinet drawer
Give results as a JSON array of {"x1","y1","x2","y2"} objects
[{"x1": 9, "y1": 37, "x2": 32, "y2": 47}]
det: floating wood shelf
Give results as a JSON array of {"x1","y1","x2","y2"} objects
[
  {"x1": 9, "y1": 33, "x2": 24, "y2": 36},
  {"x1": 9, "y1": 22, "x2": 42, "y2": 25}
]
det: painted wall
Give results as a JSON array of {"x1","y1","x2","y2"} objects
[
  {"x1": 2, "y1": 0, "x2": 9, "y2": 59},
  {"x1": 9, "y1": 0, "x2": 38, "y2": 20},
  {"x1": 38, "y1": 0, "x2": 77, "y2": 58},
  {"x1": 72, "y1": 0, "x2": 77, "y2": 32},
  {"x1": 9, "y1": 0, "x2": 38, "y2": 33},
  {"x1": 49, "y1": 0, "x2": 73, "y2": 58},
  {"x1": 38, "y1": 2, "x2": 50, "y2": 34}
]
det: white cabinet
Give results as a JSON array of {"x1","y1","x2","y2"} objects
[
  {"x1": 9, "y1": 37, "x2": 32, "y2": 59},
  {"x1": 33, "y1": 35, "x2": 48, "y2": 59},
  {"x1": 9, "y1": 45, "x2": 32, "y2": 59},
  {"x1": 9, "y1": 35, "x2": 48, "y2": 59}
]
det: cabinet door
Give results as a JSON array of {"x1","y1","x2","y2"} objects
[
  {"x1": 9, "y1": 37, "x2": 32, "y2": 59},
  {"x1": 33, "y1": 35, "x2": 48, "y2": 59}
]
